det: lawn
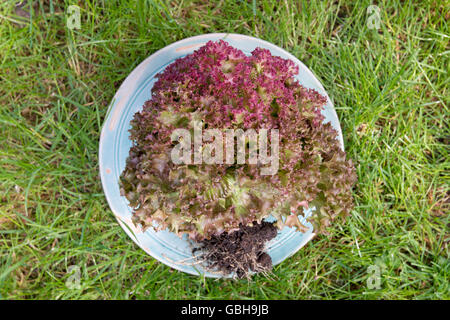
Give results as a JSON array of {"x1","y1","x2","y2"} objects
[{"x1": 0, "y1": 0, "x2": 448, "y2": 299}]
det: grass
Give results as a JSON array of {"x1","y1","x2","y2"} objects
[{"x1": 0, "y1": 0, "x2": 448, "y2": 299}]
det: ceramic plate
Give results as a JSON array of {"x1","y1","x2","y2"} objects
[{"x1": 99, "y1": 33, "x2": 344, "y2": 278}]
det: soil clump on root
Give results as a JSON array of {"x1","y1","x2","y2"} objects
[{"x1": 196, "y1": 221, "x2": 278, "y2": 278}]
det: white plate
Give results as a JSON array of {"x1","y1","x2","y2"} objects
[{"x1": 99, "y1": 33, "x2": 344, "y2": 277}]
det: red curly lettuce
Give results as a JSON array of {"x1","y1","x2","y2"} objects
[{"x1": 119, "y1": 40, "x2": 357, "y2": 240}]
